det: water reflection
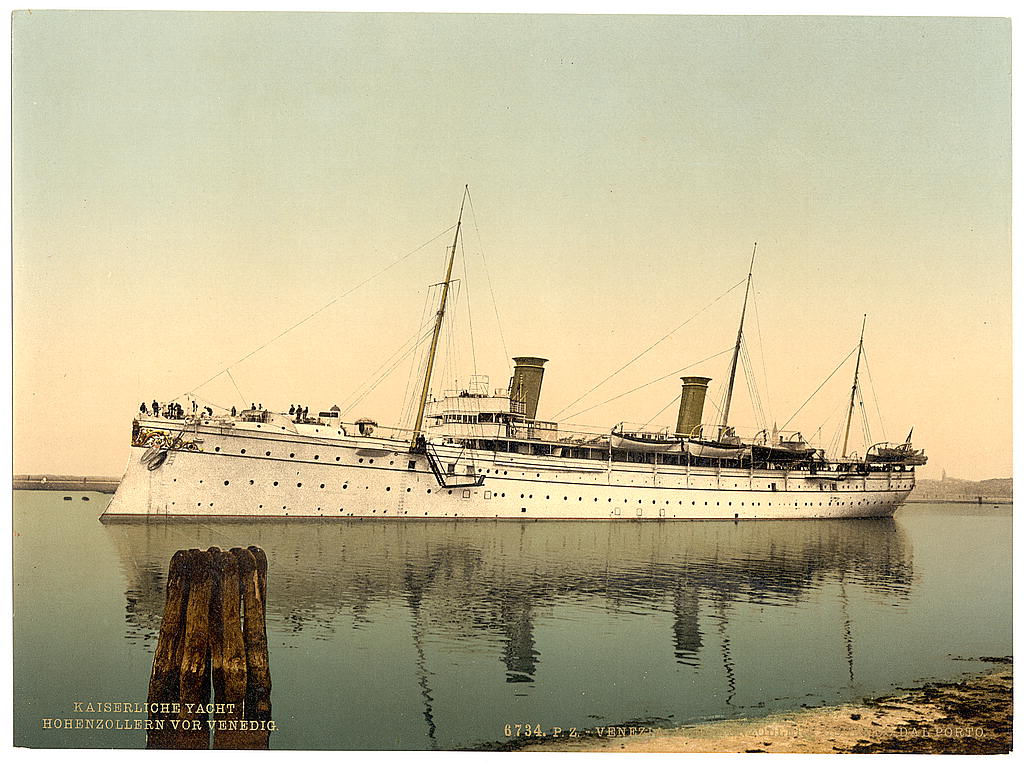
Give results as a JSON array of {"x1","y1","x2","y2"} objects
[{"x1": 106, "y1": 518, "x2": 912, "y2": 678}]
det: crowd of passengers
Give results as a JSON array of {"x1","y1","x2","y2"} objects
[{"x1": 139, "y1": 400, "x2": 319, "y2": 424}]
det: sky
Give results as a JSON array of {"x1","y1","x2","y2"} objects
[{"x1": 11, "y1": 12, "x2": 1011, "y2": 479}]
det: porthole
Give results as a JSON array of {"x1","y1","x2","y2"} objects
[
  {"x1": 215, "y1": 446, "x2": 221, "y2": 452},
  {"x1": 314, "y1": 455, "x2": 319, "y2": 460},
  {"x1": 265, "y1": 451, "x2": 271, "y2": 456},
  {"x1": 343, "y1": 484, "x2": 348, "y2": 489},
  {"x1": 386, "y1": 487, "x2": 391, "y2": 491},
  {"x1": 320, "y1": 484, "x2": 325, "y2": 489},
  {"x1": 289, "y1": 453, "x2": 295, "y2": 458},
  {"x1": 273, "y1": 482, "x2": 279, "y2": 486},
  {"x1": 296, "y1": 483, "x2": 302, "y2": 488},
  {"x1": 336, "y1": 456, "x2": 341, "y2": 461},
  {"x1": 240, "y1": 449, "x2": 246, "y2": 454},
  {"x1": 249, "y1": 480, "x2": 254, "y2": 485},
  {"x1": 223, "y1": 481, "x2": 229, "y2": 486}
]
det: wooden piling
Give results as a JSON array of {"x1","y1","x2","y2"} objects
[
  {"x1": 177, "y1": 549, "x2": 214, "y2": 749},
  {"x1": 211, "y1": 549, "x2": 249, "y2": 749},
  {"x1": 146, "y1": 550, "x2": 190, "y2": 750},
  {"x1": 147, "y1": 545, "x2": 271, "y2": 750},
  {"x1": 230, "y1": 546, "x2": 272, "y2": 748}
]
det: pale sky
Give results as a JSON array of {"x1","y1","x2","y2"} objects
[{"x1": 12, "y1": 12, "x2": 1011, "y2": 479}]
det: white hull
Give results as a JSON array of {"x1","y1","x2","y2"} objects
[{"x1": 102, "y1": 420, "x2": 915, "y2": 521}]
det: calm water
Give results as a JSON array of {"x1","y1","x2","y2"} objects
[{"x1": 13, "y1": 492, "x2": 1012, "y2": 749}]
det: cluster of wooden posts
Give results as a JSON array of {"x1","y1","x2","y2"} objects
[{"x1": 147, "y1": 546, "x2": 272, "y2": 749}]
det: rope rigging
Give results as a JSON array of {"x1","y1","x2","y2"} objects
[
  {"x1": 779, "y1": 345, "x2": 859, "y2": 431},
  {"x1": 552, "y1": 277, "x2": 746, "y2": 420},
  {"x1": 171, "y1": 224, "x2": 458, "y2": 405},
  {"x1": 465, "y1": 188, "x2": 510, "y2": 383},
  {"x1": 560, "y1": 347, "x2": 733, "y2": 422},
  {"x1": 861, "y1": 346, "x2": 888, "y2": 442},
  {"x1": 749, "y1": 280, "x2": 773, "y2": 424},
  {"x1": 341, "y1": 321, "x2": 439, "y2": 418}
]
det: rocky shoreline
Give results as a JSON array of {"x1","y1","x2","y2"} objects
[{"x1": 494, "y1": 661, "x2": 1012, "y2": 754}]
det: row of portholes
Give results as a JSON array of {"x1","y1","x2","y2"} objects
[
  {"x1": 180, "y1": 475, "x2": 897, "y2": 509},
  {"x1": 207, "y1": 480, "x2": 437, "y2": 496},
  {"x1": 213, "y1": 446, "x2": 348, "y2": 463}
]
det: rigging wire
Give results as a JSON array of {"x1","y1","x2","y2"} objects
[
  {"x1": 779, "y1": 345, "x2": 859, "y2": 430},
  {"x1": 749, "y1": 280, "x2": 774, "y2": 424},
  {"x1": 809, "y1": 398, "x2": 847, "y2": 449},
  {"x1": 641, "y1": 393, "x2": 681, "y2": 431},
  {"x1": 858, "y1": 384, "x2": 873, "y2": 449},
  {"x1": 440, "y1": 279, "x2": 464, "y2": 394},
  {"x1": 552, "y1": 277, "x2": 747, "y2": 419},
  {"x1": 342, "y1": 324, "x2": 438, "y2": 418},
  {"x1": 465, "y1": 188, "x2": 511, "y2": 380},
  {"x1": 173, "y1": 224, "x2": 457, "y2": 402},
  {"x1": 861, "y1": 346, "x2": 889, "y2": 441},
  {"x1": 225, "y1": 368, "x2": 246, "y2": 407},
  {"x1": 458, "y1": 233, "x2": 478, "y2": 377},
  {"x1": 400, "y1": 282, "x2": 439, "y2": 428},
  {"x1": 826, "y1": 418, "x2": 846, "y2": 459},
  {"x1": 560, "y1": 347, "x2": 734, "y2": 422},
  {"x1": 341, "y1": 318, "x2": 437, "y2": 416},
  {"x1": 740, "y1": 337, "x2": 768, "y2": 432}
]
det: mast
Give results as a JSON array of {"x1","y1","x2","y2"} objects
[
  {"x1": 841, "y1": 315, "x2": 867, "y2": 458},
  {"x1": 410, "y1": 186, "x2": 468, "y2": 450},
  {"x1": 719, "y1": 243, "x2": 756, "y2": 440}
]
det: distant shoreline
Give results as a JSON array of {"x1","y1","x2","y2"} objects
[
  {"x1": 13, "y1": 475, "x2": 119, "y2": 494},
  {"x1": 906, "y1": 498, "x2": 1012, "y2": 505}
]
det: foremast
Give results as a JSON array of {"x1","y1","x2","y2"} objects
[
  {"x1": 719, "y1": 243, "x2": 756, "y2": 440},
  {"x1": 410, "y1": 186, "x2": 469, "y2": 451}
]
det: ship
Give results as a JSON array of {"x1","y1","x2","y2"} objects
[{"x1": 101, "y1": 190, "x2": 925, "y2": 521}]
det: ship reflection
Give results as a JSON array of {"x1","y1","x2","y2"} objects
[{"x1": 106, "y1": 517, "x2": 912, "y2": 734}]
